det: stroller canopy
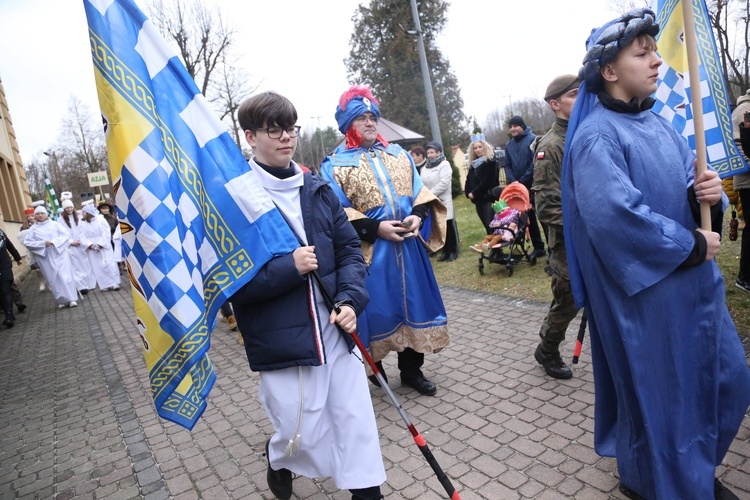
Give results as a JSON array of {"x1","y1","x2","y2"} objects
[{"x1": 499, "y1": 182, "x2": 531, "y2": 212}]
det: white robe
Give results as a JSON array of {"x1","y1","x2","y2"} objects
[
  {"x1": 57, "y1": 216, "x2": 96, "y2": 291},
  {"x1": 17, "y1": 228, "x2": 35, "y2": 267},
  {"x1": 80, "y1": 216, "x2": 121, "y2": 290},
  {"x1": 255, "y1": 162, "x2": 386, "y2": 490},
  {"x1": 113, "y1": 223, "x2": 124, "y2": 263},
  {"x1": 23, "y1": 220, "x2": 78, "y2": 305}
]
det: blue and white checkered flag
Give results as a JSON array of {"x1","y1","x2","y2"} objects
[
  {"x1": 650, "y1": 0, "x2": 748, "y2": 178},
  {"x1": 83, "y1": 0, "x2": 298, "y2": 430}
]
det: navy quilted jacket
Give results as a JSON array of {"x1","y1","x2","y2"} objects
[{"x1": 230, "y1": 171, "x2": 368, "y2": 372}]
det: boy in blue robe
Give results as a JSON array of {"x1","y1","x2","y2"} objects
[{"x1": 562, "y1": 8, "x2": 750, "y2": 500}]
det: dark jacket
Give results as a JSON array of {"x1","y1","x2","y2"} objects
[
  {"x1": 464, "y1": 157, "x2": 500, "y2": 204},
  {"x1": 0, "y1": 232, "x2": 21, "y2": 282},
  {"x1": 230, "y1": 171, "x2": 368, "y2": 372},
  {"x1": 504, "y1": 126, "x2": 537, "y2": 189}
]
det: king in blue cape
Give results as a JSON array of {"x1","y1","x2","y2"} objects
[{"x1": 320, "y1": 86, "x2": 450, "y2": 372}]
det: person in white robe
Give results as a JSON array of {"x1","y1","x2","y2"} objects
[
  {"x1": 23, "y1": 206, "x2": 78, "y2": 308},
  {"x1": 230, "y1": 92, "x2": 385, "y2": 500},
  {"x1": 80, "y1": 204, "x2": 121, "y2": 291},
  {"x1": 57, "y1": 200, "x2": 96, "y2": 293}
]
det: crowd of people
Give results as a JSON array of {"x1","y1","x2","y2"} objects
[
  {"x1": 0, "y1": 197, "x2": 123, "y2": 329},
  {"x1": 3, "y1": 6, "x2": 749, "y2": 500},
  {"x1": 225, "y1": 7, "x2": 749, "y2": 500}
]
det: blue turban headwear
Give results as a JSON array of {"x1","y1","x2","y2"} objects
[
  {"x1": 335, "y1": 85, "x2": 381, "y2": 135},
  {"x1": 579, "y1": 8, "x2": 660, "y2": 92}
]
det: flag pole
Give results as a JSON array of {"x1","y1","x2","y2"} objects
[
  {"x1": 309, "y1": 269, "x2": 461, "y2": 500},
  {"x1": 681, "y1": 0, "x2": 712, "y2": 230}
]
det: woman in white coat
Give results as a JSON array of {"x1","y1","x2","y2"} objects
[{"x1": 421, "y1": 142, "x2": 458, "y2": 261}]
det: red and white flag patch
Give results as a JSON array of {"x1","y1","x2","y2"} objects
[{"x1": 537, "y1": 151, "x2": 545, "y2": 160}]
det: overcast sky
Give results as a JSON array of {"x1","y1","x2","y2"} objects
[{"x1": 0, "y1": 0, "x2": 619, "y2": 164}]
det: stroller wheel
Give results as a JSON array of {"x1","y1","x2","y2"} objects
[
  {"x1": 479, "y1": 259, "x2": 485, "y2": 275},
  {"x1": 506, "y1": 265, "x2": 514, "y2": 277},
  {"x1": 529, "y1": 254, "x2": 537, "y2": 266}
]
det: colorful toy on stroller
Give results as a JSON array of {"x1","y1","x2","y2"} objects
[{"x1": 470, "y1": 181, "x2": 538, "y2": 276}]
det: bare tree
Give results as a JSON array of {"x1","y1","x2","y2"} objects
[
  {"x1": 147, "y1": 0, "x2": 261, "y2": 142},
  {"x1": 27, "y1": 98, "x2": 112, "y2": 202},
  {"x1": 483, "y1": 97, "x2": 554, "y2": 149},
  {"x1": 23, "y1": 157, "x2": 47, "y2": 202},
  {"x1": 59, "y1": 97, "x2": 108, "y2": 175},
  {"x1": 212, "y1": 56, "x2": 259, "y2": 149},
  {"x1": 608, "y1": 0, "x2": 648, "y2": 14},
  {"x1": 148, "y1": 0, "x2": 234, "y2": 97},
  {"x1": 295, "y1": 126, "x2": 342, "y2": 170},
  {"x1": 709, "y1": 0, "x2": 750, "y2": 100}
]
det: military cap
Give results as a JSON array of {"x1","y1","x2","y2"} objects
[{"x1": 544, "y1": 74, "x2": 581, "y2": 102}]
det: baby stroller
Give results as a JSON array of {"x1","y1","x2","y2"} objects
[{"x1": 476, "y1": 182, "x2": 538, "y2": 276}]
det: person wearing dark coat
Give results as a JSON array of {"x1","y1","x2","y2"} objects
[
  {"x1": 0, "y1": 230, "x2": 23, "y2": 328},
  {"x1": 231, "y1": 91, "x2": 385, "y2": 500},
  {"x1": 505, "y1": 115, "x2": 546, "y2": 257},
  {"x1": 465, "y1": 135, "x2": 501, "y2": 233}
]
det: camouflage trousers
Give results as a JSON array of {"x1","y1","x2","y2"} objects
[{"x1": 538, "y1": 242, "x2": 579, "y2": 355}]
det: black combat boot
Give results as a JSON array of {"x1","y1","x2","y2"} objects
[{"x1": 534, "y1": 345, "x2": 572, "y2": 379}]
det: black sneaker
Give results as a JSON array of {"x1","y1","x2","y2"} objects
[
  {"x1": 618, "y1": 483, "x2": 646, "y2": 500},
  {"x1": 368, "y1": 361, "x2": 388, "y2": 388},
  {"x1": 715, "y1": 478, "x2": 740, "y2": 500},
  {"x1": 736, "y1": 279, "x2": 750, "y2": 293},
  {"x1": 265, "y1": 439, "x2": 292, "y2": 499},
  {"x1": 534, "y1": 345, "x2": 573, "y2": 379}
]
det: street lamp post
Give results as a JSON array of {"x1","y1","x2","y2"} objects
[
  {"x1": 408, "y1": 0, "x2": 442, "y2": 143},
  {"x1": 314, "y1": 116, "x2": 326, "y2": 157},
  {"x1": 502, "y1": 94, "x2": 513, "y2": 116}
]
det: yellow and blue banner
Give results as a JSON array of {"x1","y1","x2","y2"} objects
[
  {"x1": 650, "y1": 0, "x2": 748, "y2": 178},
  {"x1": 83, "y1": 0, "x2": 297, "y2": 430}
]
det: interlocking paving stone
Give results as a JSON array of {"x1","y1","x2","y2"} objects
[{"x1": 0, "y1": 275, "x2": 748, "y2": 499}]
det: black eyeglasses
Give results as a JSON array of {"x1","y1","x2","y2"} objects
[
  {"x1": 257, "y1": 125, "x2": 301, "y2": 139},
  {"x1": 354, "y1": 115, "x2": 378, "y2": 124}
]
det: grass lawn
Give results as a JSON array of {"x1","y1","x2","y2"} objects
[{"x1": 431, "y1": 196, "x2": 750, "y2": 337}]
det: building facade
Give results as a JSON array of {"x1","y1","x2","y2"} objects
[{"x1": 0, "y1": 75, "x2": 33, "y2": 249}]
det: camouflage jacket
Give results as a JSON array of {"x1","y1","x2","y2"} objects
[{"x1": 531, "y1": 117, "x2": 568, "y2": 249}]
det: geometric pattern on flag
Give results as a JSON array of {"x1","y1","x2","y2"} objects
[
  {"x1": 84, "y1": 0, "x2": 298, "y2": 430},
  {"x1": 651, "y1": 0, "x2": 748, "y2": 178}
]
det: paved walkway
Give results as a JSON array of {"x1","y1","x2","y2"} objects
[{"x1": 1, "y1": 272, "x2": 749, "y2": 500}]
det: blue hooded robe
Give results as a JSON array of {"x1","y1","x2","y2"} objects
[{"x1": 563, "y1": 100, "x2": 750, "y2": 499}]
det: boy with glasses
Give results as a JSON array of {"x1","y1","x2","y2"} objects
[{"x1": 231, "y1": 91, "x2": 386, "y2": 500}]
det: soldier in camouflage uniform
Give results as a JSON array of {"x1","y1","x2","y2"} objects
[{"x1": 531, "y1": 74, "x2": 581, "y2": 379}]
